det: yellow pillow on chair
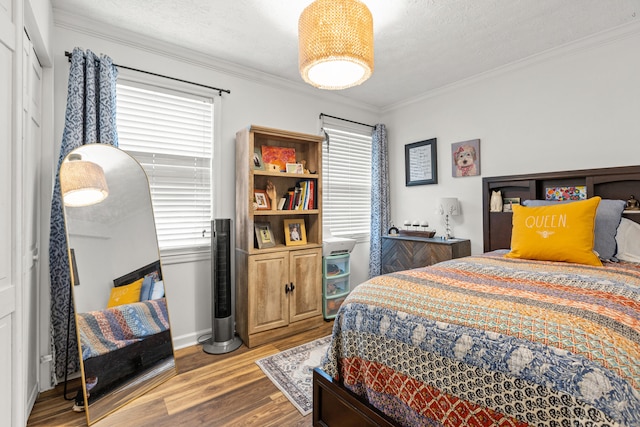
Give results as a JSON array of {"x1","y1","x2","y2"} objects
[{"x1": 505, "y1": 196, "x2": 602, "y2": 266}]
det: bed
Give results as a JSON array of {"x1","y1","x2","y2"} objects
[
  {"x1": 313, "y1": 165, "x2": 640, "y2": 427},
  {"x1": 76, "y1": 261, "x2": 174, "y2": 403}
]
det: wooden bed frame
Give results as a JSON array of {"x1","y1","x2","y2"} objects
[{"x1": 312, "y1": 164, "x2": 640, "y2": 426}]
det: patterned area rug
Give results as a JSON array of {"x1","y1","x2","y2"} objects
[{"x1": 256, "y1": 335, "x2": 331, "y2": 416}]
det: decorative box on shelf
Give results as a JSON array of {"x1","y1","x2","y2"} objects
[{"x1": 397, "y1": 229, "x2": 436, "y2": 238}]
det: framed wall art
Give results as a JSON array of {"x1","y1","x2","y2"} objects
[
  {"x1": 283, "y1": 219, "x2": 307, "y2": 246},
  {"x1": 261, "y1": 146, "x2": 296, "y2": 172},
  {"x1": 545, "y1": 186, "x2": 586, "y2": 201},
  {"x1": 451, "y1": 139, "x2": 480, "y2": 177},
  {"x1": 405, "y1": 138, "x2": 437, "y2": 186}
]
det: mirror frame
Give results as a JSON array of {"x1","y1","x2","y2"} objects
[{"x1": 61, "y1": 144, "x2": 177, "y2": 425}]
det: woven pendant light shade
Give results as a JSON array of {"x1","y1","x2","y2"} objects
[
  {"x1": 60, "y1": 155, "x2": 109, "y2": 207},
  {"x1": 298, "y1": 0, "x2": 374, "y2": 90}
]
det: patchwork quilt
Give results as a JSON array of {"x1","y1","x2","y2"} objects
[
  {"x1": 322, "y1": 252, "x2": 640, "y2": 426},
  {"x1": 77, "y1": 298, "x2": 170, "y2": 360}
]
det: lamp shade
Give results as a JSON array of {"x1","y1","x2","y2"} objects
[
  {"x1": 438, "y1": 197, "x2": 460, "y2": 216},
  {"x1": 60, "y1": 156, "x2": 109, "y2": 207},
  {"x1": 298, "y1": 0, "x2": 374, "y2": 90}
]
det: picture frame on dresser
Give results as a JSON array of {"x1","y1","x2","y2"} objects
[{"x1": 405, "y1": 138, "x2": 437, "y2": 186}]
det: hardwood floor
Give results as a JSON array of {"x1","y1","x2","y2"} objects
[{"x1": 27, "y1": 321, "x2": 334, "y2": 427}]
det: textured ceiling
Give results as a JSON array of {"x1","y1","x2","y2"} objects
[{"x1": 52, "y1": 0, "x2": 639, "y2": 108}]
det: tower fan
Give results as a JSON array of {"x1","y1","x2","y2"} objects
[{"x1": 203, "y1": 218, "x2": 242, "y2": 354}]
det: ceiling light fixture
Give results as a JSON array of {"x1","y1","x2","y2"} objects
[
  {"x1": 298, "y1": 0, "x2": 374, "y2": 90},
  {"x1": 60, "y1": 153, "x2": 109, "y2": 207}
]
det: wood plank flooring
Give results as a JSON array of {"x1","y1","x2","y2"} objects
[{"x1": 27, "y1": 321, "x2": 334, "y2": 427}]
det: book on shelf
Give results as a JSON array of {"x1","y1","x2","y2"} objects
[
  {"x1": 279, "y1": 180, "x2": 316, "y2": 211},
  {"x1": 297, "y1": 180, "x2": 308, "y2": 210},
  {"x1": 287, "y1": 188, "x2": 296, "y2": 210},
  {"x1": 295, "y1": 182, "x2": 303, "y2": 210},
  {"x1": 308, "y1": 180, "x2": 314, "y2": 209},
  {"x1": 277, "y1": 197, "x2": 286, "y2": 210}
]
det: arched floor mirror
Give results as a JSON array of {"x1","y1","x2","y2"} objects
[{"x1": 60, "y1": 144, "x2": 177, "y2": 425}]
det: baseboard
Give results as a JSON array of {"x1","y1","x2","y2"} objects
[
  {"x1": 26, "y1": 381, "x2": 39, "y2": 424},
  {"x1": 171, "y1": 328, "x2": 213, "y2": 350}
]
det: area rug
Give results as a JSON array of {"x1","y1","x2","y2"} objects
[{"x1": 255, "y1": 335, "x2": 331, "y2": 416}]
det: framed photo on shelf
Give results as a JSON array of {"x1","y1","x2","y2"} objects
[
  {"x1": 254, "y1": 222, "x2": 276, "y2": 249},
  {"x1": 405, "y1": 138, "x2": 437, "y2": 186},
  {"x1": 252, "y1": 147, "x2": 265, "y2": 171},
  {"x1": 283, "y1": 219, "x2": 307, "y2": 246},
  {"x1": 502, "y1": 197, "x2": 521, "y2": 212},
  {"x1": 254, "y1": 189, "x2": 271, "y2": 210},
  {"x1": 286, "y1": 163, "x2": 304, "y2": 174}
]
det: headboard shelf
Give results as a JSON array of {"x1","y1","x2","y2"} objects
[{"x1": 483, "y1": 165, "x2": 640, "y2": 252}]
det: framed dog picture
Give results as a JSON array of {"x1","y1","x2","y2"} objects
[{"x1": 451, "y1": 139, "x2": 480, "y2": 177}]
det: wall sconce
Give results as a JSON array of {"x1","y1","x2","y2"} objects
[
  {"x1": 437, "y1": 197, "x2": 460, "y2": 239},
  {"x1": 60, "y1": 153, "x2": 109, "y2": 207}
]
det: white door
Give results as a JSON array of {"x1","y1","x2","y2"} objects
[
  {"x1": 22, "y1": 30, "x2": 42, "y2": 418},
  {"x1": 0, "y1": 0, "x2": 17, "y2": 425}
]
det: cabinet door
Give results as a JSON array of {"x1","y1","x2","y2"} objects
[
  {"x1": 248, "y1": 252, "x2": 289, "y2": 334},
  {"x1": 289, "y1": 248, "x2": 322, "y2": 323}
]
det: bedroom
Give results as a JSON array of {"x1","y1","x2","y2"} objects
[{"x1": 3, "y1": 0, "x2": 640, "y2": 426}]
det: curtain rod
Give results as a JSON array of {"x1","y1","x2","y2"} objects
[
  {"x1": 319, "y1": 113, "x2": 374, "y2": 129},
  {"x1": 64, "y1": 51, "x2": 231, "y2": 96}
]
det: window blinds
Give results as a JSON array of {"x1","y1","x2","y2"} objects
[
  {"x1": 322, "y1": 117, "x2": 372, "y2": 241},
  {"x1": 116, "y1": 83, "x2": 214, "y2": 252}
]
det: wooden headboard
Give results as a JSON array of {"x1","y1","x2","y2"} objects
[
  {"x1": 482, "y1": 165, "x2": 640, "y2": 252},
  {"x1": 113, "y1": 260, "x2": 162, "y2": 287}
]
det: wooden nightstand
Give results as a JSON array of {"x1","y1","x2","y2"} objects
[{"x1": 381, "y1": 235, "x2": 471, "y2": 274}]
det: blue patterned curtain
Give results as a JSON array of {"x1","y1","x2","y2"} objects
[
  {"x1": 49, "y1": 48, "x2": 118, "y2": 381},
  {"x1": 368, "y1": 124, "x2": 390, "y2": 278}
]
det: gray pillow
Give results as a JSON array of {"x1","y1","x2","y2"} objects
[{"x1": 522, "y1": 199, "x2": 626, "y2": 261}]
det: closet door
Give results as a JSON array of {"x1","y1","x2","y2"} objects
[
  {"x1": 22, "y1": 31, "x2": 42, "y2": 410},
  {"x1": 0, "y1": 1, "x2": 17, "y2": 426}
]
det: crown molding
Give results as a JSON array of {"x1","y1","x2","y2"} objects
[
  {"x1": 382, "y1": 19, "x2": 640, "y2": 113},
  {"x1": 53, "y1": 9, "x2": 380, "y2": 113}
]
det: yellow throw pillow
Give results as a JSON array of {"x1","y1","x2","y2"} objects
[
  {"x1": 505, "y1": 196, "x2": 602, "y2": 266},
  {"x1": 107, "y1": 278, "x2": 143, "y2": 308}
]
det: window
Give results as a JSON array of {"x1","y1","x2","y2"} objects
[
  {"x1": 321, "y1": 117, "x2": 373, "y2": 241},
  {"x1": 116, "y1": 81, "x2": 215, "y2": 253}
]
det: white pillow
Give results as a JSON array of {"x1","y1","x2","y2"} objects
[
  {"x1": 616, "y1": 218, "x2": 640, "y2": 263},
  {"x1": 150, "y1": 280, "x2": 165, "y2": 300}
]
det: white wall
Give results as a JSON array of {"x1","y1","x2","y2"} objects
[
  {"x1": 382, "y1": 24, "x2": 640, "y2": 255},
  {"x1": 51, "y1": 18, "x2": 379, "y2": 350},
  {"x1": 68, "y1": 209, "x2": 159, "y2": 312}
]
